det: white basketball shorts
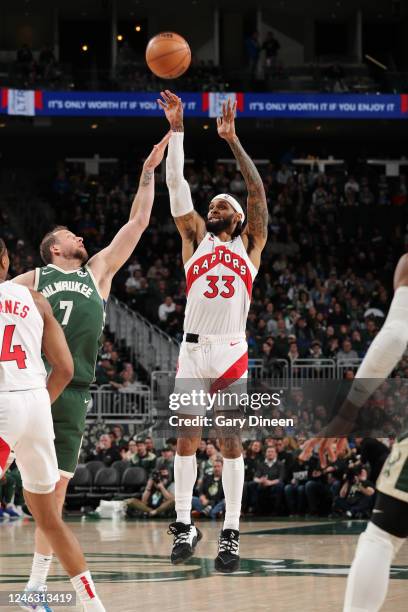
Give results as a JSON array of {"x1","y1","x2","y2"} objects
[
  {"x1": 0, "y1": 388, "x2": 60, "y2": 494},
  {"x1": 174, "y1": 333, "x2": 248, "y2": 416}
]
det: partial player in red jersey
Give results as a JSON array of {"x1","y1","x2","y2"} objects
[
  {"x1": 159, "y1": 91, "x2": 268, "y2": 572},
  {"x1": 0, "y1": 238, "x2": 105, "y2": 611}
]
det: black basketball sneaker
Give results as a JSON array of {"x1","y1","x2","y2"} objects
[
  {"x1": 168, "y1": 522, "x2": 202, "y2": 564},
  {"x1": 214, "y1": 529, "x2": 240, "y2": 573}
]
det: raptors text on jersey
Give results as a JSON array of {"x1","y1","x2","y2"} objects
[{"x1": 184, "y1": 233, "x2": 257, "y2": 335}]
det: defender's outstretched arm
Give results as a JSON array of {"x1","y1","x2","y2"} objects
[{"x1": 88, "y1": 132, "x2": 171, "y2": 297}]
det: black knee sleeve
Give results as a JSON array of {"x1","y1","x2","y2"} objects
[{"x1": 371, "y1": 491, "x2": 408, "y2": 538}]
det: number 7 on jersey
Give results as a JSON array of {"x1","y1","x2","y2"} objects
[{"x1": 59, "y1": 300, "x2": 73, "y2": 326}]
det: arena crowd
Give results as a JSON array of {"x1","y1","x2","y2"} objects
[
  {"x1": 78, "y1": 429, "x2": 391, "y2": 520},
  {"x1": 51, "y1": 156, "x2": 407, "y2": 364},
  {"x1": 2, "y1": 154, "x2": 407, "y2": 521}
]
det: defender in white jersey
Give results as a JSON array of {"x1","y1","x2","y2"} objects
[
  {"x1": 300, "y1": 252, "x2": 408, "y2": 612},
  {"x1": 0, "y1": 239, "x2": 105, "y2": 612},
  {"x1": 159, "y1": 92, "x2": 268, "y2": 572}
]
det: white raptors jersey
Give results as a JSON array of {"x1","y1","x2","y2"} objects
[
  {"x1": 184, "y1": 233, "x2": 257, "y2": 335},
  {"x1": 0, "y1": 281, "x2": 47, "y2": 391}
]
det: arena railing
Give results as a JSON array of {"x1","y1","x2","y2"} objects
[
  {"x1": 337, "y1": 358, "x2": 363, "y2": 377},
  {"x1": 150, "y1": 359, "x2": 291, "y2": 411},
  {"x1": 105, "y1": 296, "x2": 179, "y2": 372},
  {"x1": 88, "y1": 384, "x2": 151, "y2": 422},
  {"x1": 85, "y1": 358, "x2": 367, "y2": 422},
  {"x1": 248, "y1": 358, "x2": 264, "y2": 380},
  {"x1": 290, "y1": 358, "x2": 337, "y2": 382}
]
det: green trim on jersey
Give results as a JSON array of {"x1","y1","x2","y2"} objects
[
  {"x1": 395, "y1": 456, "x2": 408, "y2": 494},
  {"x1": 36, "y1": 264, "x2": 105, "y2": 387}
]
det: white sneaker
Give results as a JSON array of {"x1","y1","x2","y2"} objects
[
  {"x1": 19, "y1": 584, "x2": 53, "y2": 612},
  {"x1": 4, "y1": 504, "x2": 22, "y2": 519}
]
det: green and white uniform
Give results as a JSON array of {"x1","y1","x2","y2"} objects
[
  {"x1": 35, "y1": 263, "x2": 105, "y2": 476},
  {"x1": 377, "y1": 433, "x2": 408, "y2": 503}
]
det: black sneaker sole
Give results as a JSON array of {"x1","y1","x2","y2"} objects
[
  {"x1": 214, "y1": 556, "x2": 240, "y2": 573},
  {"x1": 195, "y1": 527, "x2": 203, "y2": 546},
  {"x1": 171, "y1": 527, "x2": 203, "y2": 565}
]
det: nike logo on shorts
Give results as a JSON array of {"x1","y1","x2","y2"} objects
[{"x1": 230, "y1": 341, "x2": 240, "y2": 346}]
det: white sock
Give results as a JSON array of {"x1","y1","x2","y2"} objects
[
  {"x1": 27, "y1": 552, "x2": 53, "y2": 589},
  {"x1": 71, "y1": 571, "x2": 105, "y2": 611},
  {"x1": 175, "y1": 453, "x2": 197, "y2": 524},
  {"x1": 343, "y1": 523, "x2": 404, "y2": 612},
  {"x1": 222, "y1": 455, "x2": 244, "y2": 531}
]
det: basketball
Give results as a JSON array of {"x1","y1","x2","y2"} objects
[{"x1": 145, "y1": 32, "x2": 191, "y2": 79}]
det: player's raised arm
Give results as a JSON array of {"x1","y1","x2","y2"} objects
[
  {"x1": 158, "y1": 90, "x2": 206, "y2": 262},
  {"x1": 31, "y1": 291, "x2": 74, "y2": 403},
  {"x1": 300, "y1": 252, "x2": 408, "y2": 461},
  {"x1": 217, "y1": 99, "x2": 268, "y2": 268},
  {"x1": 87, "y1": 132, "x2": 170, "y2": 299},
  {"x1": 340, "y1": 252, "x2": 408, "y2": 409}
]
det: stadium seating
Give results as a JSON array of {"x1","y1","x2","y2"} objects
[
  {"x1": 86, "y1": 467, "x2": 121, "y2": 505},
  {"x1": 66, "y1": 465, "x2": 93, "y2": 509},
  {"x1": 113, "y1": 467, "x2": 147, "y2": 500}
]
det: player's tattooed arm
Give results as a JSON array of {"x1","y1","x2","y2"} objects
[
  {"x1": 228, "y1": 137, "x2": 268, "y2": 242},
  {"x1": 140, "y1": 169, "x2": 154, "y2": 187},
  {"x1": 217, "y1": 99, "x2": 268, "y2": 253},
  {"x1": 128, "y1": 132, "x2": 170, "y2": 221},
  {"x1": 174, "y1": 211, "x2": 207, "y2": 260}
]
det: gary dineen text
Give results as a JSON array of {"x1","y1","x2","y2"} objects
[{"x1": 168, "y1": 415, "x2": 294, "y2": 429}]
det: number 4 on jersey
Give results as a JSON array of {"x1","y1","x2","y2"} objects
[{"x1": 0, "y1": 325, "x2": 27, "y2": 369}]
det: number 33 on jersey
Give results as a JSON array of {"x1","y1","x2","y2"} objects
[
  {"x1": 35, "y1": 264, "x2": 105, "y2": 387},
  {"x1": 184, "y1": 233, "x2": 257, "y2": 335}
]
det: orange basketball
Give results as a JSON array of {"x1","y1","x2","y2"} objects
[{"x1": 146, "y1": 32, "x2": 191, "y2": 79}]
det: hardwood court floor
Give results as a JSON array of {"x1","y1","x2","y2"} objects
[{"x1": 1, "y1": 517, "x2": 407, "y2": 611}]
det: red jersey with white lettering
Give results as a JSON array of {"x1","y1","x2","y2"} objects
[
  {"x1": 0, "y1": 281, "x2": 47, "y2": 391},
  {"x1": 184, "y1": 233, "x2": 257, "y2": 335}
]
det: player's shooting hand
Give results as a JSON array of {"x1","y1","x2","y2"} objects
[
  {"x1": 143, "y1": 131, "x2": 172, "y2": 171},
  {"x1": 157, "y1": 90, "x2": 183, "y2": 130},
  {"x1": 299, "y1": 397, "x2": 359, "y2": 463},
  {"x1": 299, "y1": 435, "x2": 349, "y2": 465},
  {"x1": 217, "y1": 99, "x2": 237, "y2": 142}
]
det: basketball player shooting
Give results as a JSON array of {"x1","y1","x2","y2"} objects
[
  {"x1": 0, "y1": 239, "x2": 105, "y2": 611},
  {"x1": 300, "y1": 252, "x2": 408, "y2": 611},
  {"x1": 11, "y1": 132, "x2": 170, "y2": 606},
  {"x1": 158, "y1": 91, "x2": 268, "y2": 572}
]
